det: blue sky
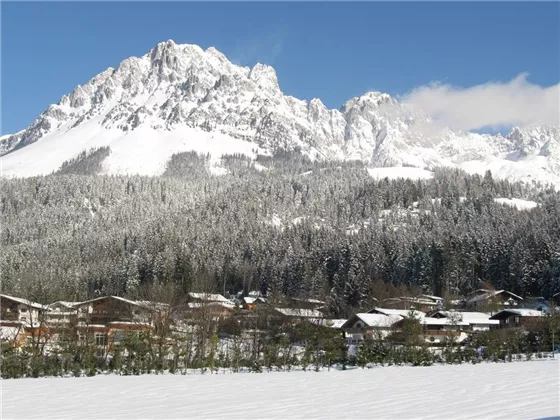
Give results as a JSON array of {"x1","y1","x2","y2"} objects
[{"x1": 1, "y1": 2, "x2": 559, "y2": 135}]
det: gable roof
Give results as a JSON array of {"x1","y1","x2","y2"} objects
[
  {"x1": 490, "y1": 309, "x2": 545, "y2": 319},
  {"x1": 368, "y1": 307, "x2": 426, "y2": 319},
  {"x1": 47, "y1": 301, "x2": 81, "y2": 310},
  {"x1": 418, "y1": 294, "x2": 444, "y2": 302},
  {"x1": 342, "y1": 313, "x2": 403, "y2": 329},
  {"x1": 273, "y1": 308, "x2": 323, "y2": 318},
  {"x1": 467, "y1": 290, "x2": 523, "y2": 304},
  {"x1": 73, "y1": 295, "x2": 145, "y2": 308},
  {"x1": 0, "y1": 294, "x2": 46, "y2": 310},
  {"x1": 188, "y1": 293, "x2": 232, "y2": 304},
  {"x1": 428, "y1": 310, "x2": 499, "y2": 325}
]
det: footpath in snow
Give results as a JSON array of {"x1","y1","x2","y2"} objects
[{"x1": 2, "y1": 359, "x2": 559, "y2": 420}]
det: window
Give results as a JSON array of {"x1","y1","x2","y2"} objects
[
  {"x1": 102, "y1": 310, "x2": 108, "y2": 314},
  {"x1": 94, "y1": 333, "x2": 107, "y2": 346},
  {"x1": 134, "y1": 310, "x2": 141, "y2": 315},
  {"x1": 514, "y1": 316, "x2": 520, "y2": 324},
  {"x1": 78, "y1": 333, "x2": 87, "y2": 342},
  {"x1": 20, "y1": 316, "x2": 27, "y2": 322},
  {"x1": 20, "y1": 308, "x2": 27, "y2": 313},
  {"x1": 93, "y1": 309, "x2": 99, "y2": 315}
]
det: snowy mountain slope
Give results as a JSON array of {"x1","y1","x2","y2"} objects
[{"x1": 1, "y1": 40, "x2": 559, "y2": 184}]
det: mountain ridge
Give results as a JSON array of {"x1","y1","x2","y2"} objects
[{"x1": 2, "y1": 39, "x2": 559, "y2": 185}]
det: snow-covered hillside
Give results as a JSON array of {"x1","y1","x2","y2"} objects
[
  {"x1": 1, "y1": 40, "x2": 559, "y2": 185},
  {"x1": 2, "y1": 359, "x2": 558, "y2": 419}
]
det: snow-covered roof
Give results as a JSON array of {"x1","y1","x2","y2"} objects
[
  {"x1": 188, "y1": 293, "x2": 232, "y2": 304},
  {"x1": 369, "y1": 308, "x2": 426, "y2": 319},
  {"x1": 0, "y1": 325, "x2": 23, "y2": 341},
  {"x1": 187, "y1": 302, "x2": 235, "y2": 310},
  {"x1": 293, "y1": 297, "x2": 325, "y2": 305},
  {"x1": 490, "y1": 309, "x2": 545, "y2": 318},
  {"x1": 420, "y1": 318, "x2": 469, "y2": 327},
  {"x1": 274, "y1": 308, "x2": 323, "y2": 318},
  {"x1": 74, "y1": 295, "x2": 144, "y2": 308},
  {"x1": 310, "y1": 319, "x2": 347, "y2": 328},
  {"x1": 467, "y1": 290, "x2": 523, "y2": 304},
  {"x1": 344, "y1": 313, "x2": 403, "y2": 328},
  {"x1": 0, "y1": 294, "x2": 46, "y2": 310},
  {"x1": 429, "y1": 311, "x2": 499, "y2": 325},
  {"x1": 418, "y1": 294, "x2": 443, "y2": 302},
  {"x1": 47, "y1": 301, "x2": 81, "y2": 310}
]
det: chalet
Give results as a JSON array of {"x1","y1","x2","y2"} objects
[
  {"x1": 427, "y1": 311, "x2": 500, "y2": 331},
  {"x1": 45, "y1": 301, "x2": 80, "y2": 328},
  {"x1": 187, "y1": 301, "x2": 235, "y2": 319},
  {"x1": 242, "y1": 296, "x2": 267, "y2": 311},
  {"x1": 489, "y1": 309, "x2": 545, "y2": 330},
  {"x1": 466, "y1": 289, "x2": 523, "y2": 312},
  {"x1": 341, "y1": 313, "x2": 403, "y2": 343},
  {"x1": 74, "y1": 296, "x2": 159, "y2": 325},
  {"x1": 1, "y1": 294, "x2": 46, "y2": 327}
]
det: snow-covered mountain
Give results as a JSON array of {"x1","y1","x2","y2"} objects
[{"x1": 2, "y1": 40, "x2": 559, "y2": 185}]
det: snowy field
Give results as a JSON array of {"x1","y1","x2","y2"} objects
[{"x1": 2, "y1": 359, "x2": 559, "y2": 420}]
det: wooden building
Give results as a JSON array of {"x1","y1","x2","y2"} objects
[
  {"x1": 489, "y1": 309, "x2": 545, "y2": 330},
  {"x1": 466, "y1": 289, "x2": 523, "y2": 312}
]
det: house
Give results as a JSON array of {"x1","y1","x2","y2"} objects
[
  {"x1": 45, "y1": 301, "x2": 81, "y2": 328},
  {"x1": 466, "y1": 289, "x2": 523, "y2": 312},
  {"x1": 489, "y1": 309, "x2": 545, "y2": 330},
  {"x1": 72, "y1": 296, "x2": 164, "y2": 352},
  {"x1": 186, "y1": 301, "x2": 235, "y2": 319},
  {"x1": 188, "y1": 292, "x2": 233, "y2": 305},
  {"x1": 399, "y1": 317, "x2": 470, "y2": 344},
  {"x1": 341, "y1": 313, "x2": 403, "y2": 343},
  {"x1": 242, "y1": 296, "x2": 267, "y2": 311},
  {"x1": 427, "y1": 311, "x2": 500, "y2": 331},
  {"x1": 271, "y1": 307, "x2": 324, "y2": 321},
  {"x1": 1, "y1": 294, "x2": 46, "y2": 326}
]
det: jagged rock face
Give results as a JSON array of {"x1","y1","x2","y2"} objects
[{"x1": 1, "y1": 40, "x2": 559, "y2": 185}]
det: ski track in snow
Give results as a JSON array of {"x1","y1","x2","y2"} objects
[{"x1": 2, "y1": 359, "x2": 559, "y2": 419}]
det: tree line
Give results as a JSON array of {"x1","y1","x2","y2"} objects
[{"x1": 1, "y1": 150, "x2": 559, "y2": 319}]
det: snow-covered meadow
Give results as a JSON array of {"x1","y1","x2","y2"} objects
[{"x1": 2, "y1": 359, "x2": 558, "y2": 419}]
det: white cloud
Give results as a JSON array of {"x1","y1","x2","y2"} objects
[
  {"x1": 231, "y1": 32, "x2": 284, "y2": 67},
  {"x1": 401, "y1": 73, "x2": 560, "y2": 132}
]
